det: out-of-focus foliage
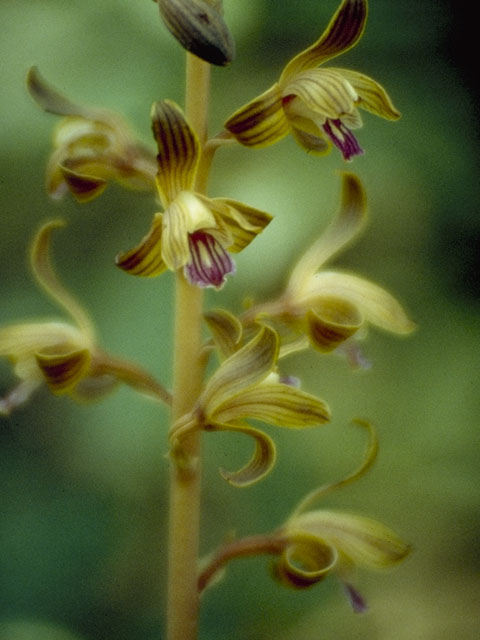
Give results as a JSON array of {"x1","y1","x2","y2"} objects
[{"x1": 1, "y1": 1, "x2": 479, "y2": 639}]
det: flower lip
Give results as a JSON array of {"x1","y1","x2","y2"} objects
[
  {"x1": 185, "y1": 231, "x2": 236, "y2": 289},
  {"x1": 323, "y1": 118, "x2": 364, "y2": 161}
]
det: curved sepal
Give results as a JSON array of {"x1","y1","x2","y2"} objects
[
  {"x1": 201, "y1": 325, "x2": 278, "y2": 414},
  {"x1": 207, "y1": 197, "x2": 273, "y2": 252},
  {"x1": 224, "y1": 84, "x2": 291, "y2": 148},
  {"x1": 204, "y1": 308, "x2": 243, "y2": 359},
  {"x1": 288, "y1": 173, "x2": 367, "y2": 293},
  {"x1": 306, "y1": 272, "x2": 415, "y2": 335},
  {"x1": 30, "y1": 220, "x2": 96, "y2": 341},
  {"x1": 208, "y1": 421, "x2": 276, "y2": 487},
  {"x1": 291, "y1": 510, "x2": 411, "y2": 569},
  {"x1": 280, "y1": 0, "x2": 368, "y2": 84},
  {"x1": 214, "y1": 382, "x2": 330, "y2": 427},
  {"x1": 151, "y1": 100, "x2": 200, "y2": 206},
  {"x1": 115, "y1": 213, "x2": 168, "y2": 277},
  {"x1": 330, "y1": 68, "x2": 401, "y2": 120}
]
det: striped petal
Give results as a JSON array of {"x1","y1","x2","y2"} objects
[
  {"x1": 330, "y1": 68, "x2": 401, "y2": 120},
  {"x1": 292, "y1": 511, "x2": 410, "y2": 569},
  {"x1": 305, "y1": 272, "x2": 415, "y2": 335},
  {"x1": 151, "y1": 100, "x2": 200, "y2": 206},
  {"x1": 206, "y1": 197, "x2": 273, "y2": 252},
  {"x1": 115, "y1": 213, "x2": 168, "y2": 277},
  {"x1": 214, "y1": 382, "x2": 330, "y2": 427},
  {"x1": 201, "y1": 325, "x2": 278, "y2": 416},
  {"x1": 280, "y1": 0, "x2": 368, "y2": 84},
  {"x1": 207, "y1": 421, "x2": 276, "y2": 487},
  {"x1": 288, "y1": 173, "x2": 367, "y2": 294},
  {"x1": 204, "y1": 308, "x2": 243, "y2": 359},
  {"x1": 282, "y1": 69, "x2": 358, "y2": 120},
  {"x1": 224, "y1": 84, "x2": 291, "y2": 148},
  {"x1": 35, "y1": 347, "x2": 91, "y2": 394},
  {"x1": 305, "y1": 297, "x2": 363, "y2": 352},
  {"x1": 58, "y1": 164, "x2": 108, "y2": 203}
]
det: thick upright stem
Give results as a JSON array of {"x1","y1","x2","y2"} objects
[{"x1": 166, "y1": 53, "x2": 211, "y2": 640}]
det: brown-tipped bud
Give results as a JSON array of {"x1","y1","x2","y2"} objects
[{"x1": 157, "y1": 0, "x2": 235, "y2": 66}]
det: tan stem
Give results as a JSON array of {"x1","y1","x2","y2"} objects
[{"x1": 166, "y1": 52, "x2": 211, "y2": 640}]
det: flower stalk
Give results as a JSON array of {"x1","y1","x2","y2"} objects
[{"x1": 166, "y1": 51, "x2": 211, "y2": 640}]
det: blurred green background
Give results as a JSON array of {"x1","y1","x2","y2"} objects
[{"x1": 1, "y1": 1, "x2": 479, "y2": 639}]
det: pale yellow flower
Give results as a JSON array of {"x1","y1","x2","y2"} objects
[
  {"x1": 0, "y1": 221, "x2": 170, "y2": 414},
  {"x1": 225, "y1": 0, "x2": 399, "y2": 161}
]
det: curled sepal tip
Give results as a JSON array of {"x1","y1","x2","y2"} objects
[
  {"x1": 204, "y1": 308, "x2": 243, "y2": 359},
  {"x1": 211, "y1": 422, "x2": 276, "y2": 487},
  {"x1": 157, "y1": 0, "x2": 235, "y2": 66}
]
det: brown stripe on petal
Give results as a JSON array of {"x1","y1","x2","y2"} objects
[
  {"x1": 60, "y1": 165, "x2": 107, "y2": 203},
  {"x1": 151, "y1": 100, "x2": 200, "y2": 205},
  {"x1": 115, "y1": 214, "x2": 167, "y2": 277},
  {"x1": 36, "y1": 348, "x2": 91, "y2": 394},
  {"x1": 280, "y1": 0, "x2": 367, "y2": 83},
  {"x1": 225, "y1": 85, "x2": 290, "y2": 148}
]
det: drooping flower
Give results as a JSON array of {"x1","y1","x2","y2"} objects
[
  {"x1": 198, "y1": 421, "x2": 410, "y2": 611},
  {"x1": 27, "y1": 67, "x2": 157, "y2": 202},
  {"x1": 0, "y1": 221, "x2": 170, "y2": 415},
  {"x1": 170, "y1": 323, "x2": 330, "y2": 486},
  {"x1": 244, "y1": 173, "x2": 415, "y2": 356},
  {"x1": 273, "y1": 421, "x2": 410, "y2": 610},
  {"x1": 225, "y1": 0, "x2": 400, "y2": 161},
  {"x1": 116, "y1": 100, "x2": 272, "y2": 289}
]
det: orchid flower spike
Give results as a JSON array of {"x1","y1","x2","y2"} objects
[
  {"x1": 245, "y1": 173, "x2": 415, "y2": 356},
  {"x1": 0, "y1": 221, "x2": 171, "y2": 415},
  {"x1": 26, "y1": 67, "x2": 157, "y2": 202},
  {"x1": 225, "y1": 0, "x2": 400, "y2": 161},
  {"x1": 171, "y1": 324, "x2": 330, "y2": 486},
  {"x1": 116, "y1": 100, "x2": 272, "y2": 289}
]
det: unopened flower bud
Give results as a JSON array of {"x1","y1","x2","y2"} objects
[{"x1": 157, "y1": 0, "x2": 235, "y2": 66}]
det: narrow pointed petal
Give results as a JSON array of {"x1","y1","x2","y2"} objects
[
  {"x1": 224, "y1": 84, "x2": 291, "y2": 148},
  {"x1": 207, "y1": 197, "x2": 273, "y2": 252},
  {"x1": 35, "y1": 347, "x2": 91, "y2": 394},
  {"x1": 30, "y1": 220, "x2": 96, "y2": 341},
  {"x1": 283, "y1": 69, "x2": 358, "y2": 121},
  {"x1": 330, "y1": 68, "x2": 401, "y2": 120},
  {"x1": 26, "y1": 67, "x2": 106, "y2": 121},
  {"x1": 293, "y1": 510, "x2": 411, "y2": 568},
  {"x1": 306, "y1": 297, "x2": 363, "y2": 352},
  {"x1": 116, "y1": 213, "x2": 168, "y2": 277},
  {"x1": 201, "y1": 325, "x2": 278, "y2": 415},
  {"x1": 208, "y1": 421, "x2": 276, "y2": 487},
  {"x1": 288, "y1": 173, "x2": 367, "y2": 293},
  {"x1": 214, "y1": 383, "x2": 330, "y2": 427},
  {"x1": 204, "y1": 308, "x2": 243, "y2": 358},
  {"x1": 0, "y1": 379, "x2": 42, "y2": 415},
  {"x1": 274, "y1": 532, "x2": 338, "y2": 588},
  {"x1": 280, "y1": 0, "x2": 368, "y2": 84},
  {"x1": 0, "y1": 322, "x2": 82, "y2": 361},
  {"x1": 306, "y1": 272, "x2": 415, "y2": 334},
  {"x1": 151, "y1": 100, "x2": 200, "y2": 206}
]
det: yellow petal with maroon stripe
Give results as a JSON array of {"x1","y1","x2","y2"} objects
[
  {"x1": 151, "y1": 100, "x2": 200, "y2": 206},
  {"x1": 280, "y1": 0, "x2": 367, "y2": 84},
  {"x1": 115, "y1": 213, "x2": 167, "y2": 277},
  {"x1": 224, "y1": 84, "x2": 291, "y2": 148},
  {"x1": 35, "y1": 347, "x2": 91, "y2": 394}
]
